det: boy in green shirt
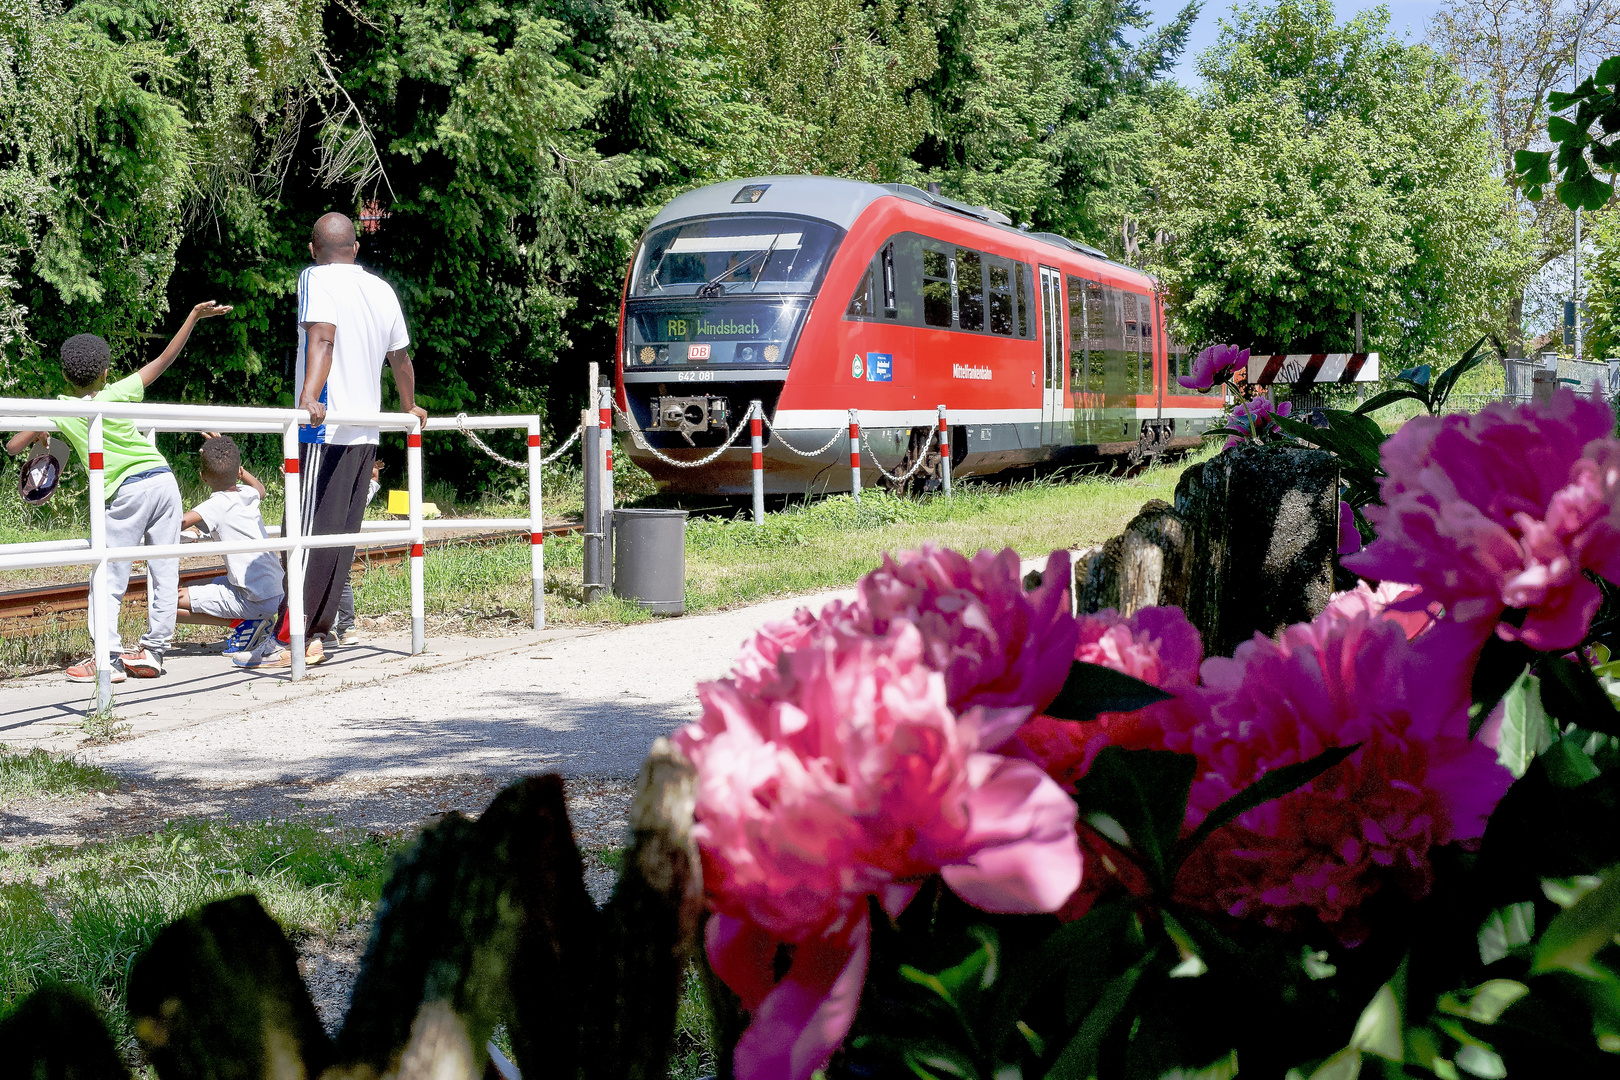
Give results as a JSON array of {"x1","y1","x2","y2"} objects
[{"x1": 6, "y1": 300, "x2": 232, "y2": 680}]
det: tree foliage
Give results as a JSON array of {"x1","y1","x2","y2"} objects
[{"x1": 1147, "y1": 0, "x2": 1525, "y2": 362}]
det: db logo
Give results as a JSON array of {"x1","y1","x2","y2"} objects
[{"x1": 687, "y1": 343, "x2": 711, "y2": 360}]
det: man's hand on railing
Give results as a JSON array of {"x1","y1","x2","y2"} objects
[
  {"x1": 408, "y1": 406, "x2": 428, "y2": 425},
  {"x1": 300, "y1": 397, "x2": 327, "y2": 427}
]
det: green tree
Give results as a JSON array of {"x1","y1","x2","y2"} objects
[{"x1": 1147, "y1": 0, "x2": 1528, "y2": 361}]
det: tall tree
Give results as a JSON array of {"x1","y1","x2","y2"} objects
[
  {"x1": 1147, "y1": 0, "x2": 1526, "y2": 362},
  {"x1": 1430, "y1": 0, "x2": 1620, "y2": 352}
]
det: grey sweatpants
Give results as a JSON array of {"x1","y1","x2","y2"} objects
[{"x1": 100, "y1": 470, "x2": 182, "y2": 656}]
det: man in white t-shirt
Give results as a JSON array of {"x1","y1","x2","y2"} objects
[{"x1": 243, "y1": 212, "x2": 427, "y2": 669}]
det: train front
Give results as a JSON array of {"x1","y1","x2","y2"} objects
[{"x1": 616, "y1": 183, "x2": 847, "y2": 493}]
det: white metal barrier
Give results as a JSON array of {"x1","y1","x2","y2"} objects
[{"x1": 1, "y1": 398, "x2": 547, "y2": 712}]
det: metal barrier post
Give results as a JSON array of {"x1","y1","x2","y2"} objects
[
  {"x1": 848, "y1": 407, "x2": 861, "y2": 501},
  {"x1": 937, "y1": 405, "x2": 952, "y2": 496},
  {"x1": 583, "y1": 406, "x2": 601, "y2": 601},
  {"x1": 599, "y1": 387, "x2": 614, "y2": 593},
  {"x1": 407, "y1": 421, "x2": 425, "y2": 655},
  {"x1": 528, "y1": 415, "x2": 544, "y2": 630},
  {"x1": 87, "y1": 415, "x2": 112, "y2": 712},
  {"x1": 283, "y1": 422, "x2": 306, "y2": 681},
  {"x1": 750, "y1": 400, "x2": 765, "y2": 525}
]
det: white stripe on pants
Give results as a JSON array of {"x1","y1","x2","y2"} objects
[{"x1": 100, "y1": 470, "x2": 182, "y2": 656}]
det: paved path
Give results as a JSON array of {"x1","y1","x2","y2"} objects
[{"x1": 3, "y1": 557, "x2": 1054, "y2": 784}]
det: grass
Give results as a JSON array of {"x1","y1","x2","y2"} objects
[
  {"x1": 351, "y1": 448, "x2": 1216, "y2": 627},
  {"x1": 0, "y1": 745, "x2": 119, "y2": 803},
  {"x1": 0, "y1": 818, "x2": 406, "y2": 1063}
]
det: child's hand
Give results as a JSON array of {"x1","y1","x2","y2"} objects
[
  {"x1": 191, "y1": 301, "x2": 232, "y2": 321},
  {"x1": 237, "y1": 466, "x2": 247, "y2": 481}
]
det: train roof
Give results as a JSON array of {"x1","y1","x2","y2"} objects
[{"x1": 644, "y1": 176, "x2": 1143, "y2": 277}]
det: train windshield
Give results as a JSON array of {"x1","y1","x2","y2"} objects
[{"x1": 631, "y1": 216, "x2": 840, "y2": 297}]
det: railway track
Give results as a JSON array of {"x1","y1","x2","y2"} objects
[{"x1": 0, "y1": 523, "x2": 582, "y2": 638}]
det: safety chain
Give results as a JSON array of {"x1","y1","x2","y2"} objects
[
  {"x1": 613, "y1": 401, "x2": 749, "y2": 467},
  {"x1": 759, "y1": 411, "x2": 845, "y2": 458},
  {"x1": 860, "y1": 425, "x2": 939, "y2": 484},
  {"x1": 454, "y1": 414, "x2": 582, "y2": 469}
]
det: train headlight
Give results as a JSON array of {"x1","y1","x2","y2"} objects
[
  {"x1": 739, "y1": 345, "x2": 755, "y2": 363},
  {"x1": 764, "y1": 344, "x2": 781, "y2": 363},
  {"x1": 639, "y1": 346, "x2": 656, "y2": 365}
]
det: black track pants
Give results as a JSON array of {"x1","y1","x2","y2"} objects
[{"x1": 277, "y1": 441, "x2": 377, "y2": 640}]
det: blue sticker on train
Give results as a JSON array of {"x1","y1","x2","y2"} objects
[{"x1": 866, "y1": 353, "x2": 893, "y2": 382}]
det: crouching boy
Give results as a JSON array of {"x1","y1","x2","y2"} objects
[
  {"x1": 3, "y1": 301, "x2": 231, "y2": 681},
  {"x1": 178, "y1": 436, "x2": 284, "y2": 657}
]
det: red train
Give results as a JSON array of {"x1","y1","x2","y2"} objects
[{"x1": 614, "y1": 176, "x2": 1223, "y2": 494}]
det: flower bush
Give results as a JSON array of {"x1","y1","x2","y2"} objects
[{"x1": 680, "y1": 391, "x2": 1620, "y2": 1080}]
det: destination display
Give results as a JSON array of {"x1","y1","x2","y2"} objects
[{"x1": 626, "y1": 300, "x2": 807, "y2": 366}]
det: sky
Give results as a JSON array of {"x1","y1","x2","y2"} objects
[{"x1": 1164, "y1": 0, "x2": 1448, "y2": 84}]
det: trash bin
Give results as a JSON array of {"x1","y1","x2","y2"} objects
[{"x1": 612, "y1": 508, "x2": 688, "y2": 614}]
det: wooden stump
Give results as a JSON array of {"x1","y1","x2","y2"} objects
[
  {"x1": 1173, "y1": 445, "x2": 1339, "y2": 657},
  {"x1": 1076, "y1": 499, "x2": 1190, "y2": 616}
]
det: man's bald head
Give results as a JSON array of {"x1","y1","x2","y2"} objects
[{"x1": 310, "y1": 213, "x2": 359, "y2": 264}]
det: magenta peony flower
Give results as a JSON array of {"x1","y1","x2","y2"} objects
[
  {"x1": 1338, "y1": 500, "x2": 1361, "y2": 556},
  {"x1": 1321, "y1": 579, "x2": 1434, "y2": 642},
  {"x1": 1345, "y1": 388, "x2": 1620, "y2": 651},
  {"x1": 1179, "y1": 344, "x2": 1250, "y2": 391},
  {"x1": 679, "y1": 549, "x2": 1084, "y2": 1080},
  {"x1": 1224, "y1": 394, "x2": 1292, "y2": 449}
]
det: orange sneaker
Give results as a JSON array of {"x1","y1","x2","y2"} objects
[
  {"x1": 66, "y1": 657, "x2": 126, "y2": 683},
  {"x1": 119, "y1": 649, "x2": 164, "y2": 678}
]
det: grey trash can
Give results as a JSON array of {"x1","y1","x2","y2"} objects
[{"x1": 612, "y1": 508, "x2": 688, "y2": 614}]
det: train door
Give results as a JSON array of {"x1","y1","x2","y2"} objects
[{"x1": 1038, "y1": 266, "x2": 1064, "y2": 444}]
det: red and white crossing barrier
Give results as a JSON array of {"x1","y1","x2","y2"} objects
[
  {"x1": 750, "y1": 401, "x2": 765, "y2": 525},
  {"x1": 849, "y1": 408, "x2": 862, "y2": 500},
  {"x1": 1246, "y1": 352, "x2": 1380, "y2": 387},
  {"x1": 937, "y1": 405, "x2": 951, "y2": 496}
]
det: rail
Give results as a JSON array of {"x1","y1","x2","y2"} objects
[{"x1": 1, "y1": 398, "x2": 551, "y2": 711}]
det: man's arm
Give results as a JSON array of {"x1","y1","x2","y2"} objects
[
  {"x1": 300, "y1": 322, "x2": 335, "y2": 426},
  {"x1": 387, "y1": 349, "x2": 429, "y2": 423},
  {"x1": 5, "y1": 430, "x2": 45, "y2": 456},
  {"x1": 138, "y1": 301, "x2": 232, "y2": 388},
  {"x1": 237, "y1": 466, "x2": 267, "y2": 498}
]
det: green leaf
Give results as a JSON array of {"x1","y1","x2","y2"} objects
[
  {"x1": 1430, "y1": 335, "x2": 1493, "y2": 414},
  {"x1": 1478, "y1": 902, "x2": 1535, "y2": 965},
  {"x1": 1315, "y1": 408, "x2": 1389, "y2": 472},
  {"x1": 1544, "y1": 875, "x2": 1605, "y2": 908},
  {"x1": 1548, "y1": 114, "x2": 1582, "y2": 143},
  {"x1": 1176, "y1": 745, "x2": 1359, "y2": 870},
  {"x1": 1558, "y1": 172, "x2": 1615, "y2": 212},
  {"x1": 1071, "y1": 748, "x2": 1195, "y2": 889},
  {"x1": 1043, "y1": 954, "x2": 1153, "y2": 1080},
  {"x1": 1596, "y1": 56, "x2": 1620, "y2": 86},
  {"x1": 1541, "y1": 735, "x2": 1603, "y2": 787},
  {"x1": 1454, "y1": 1044, "x2": 1507, "y2": 1079},
  {"x1": 1349, "y1": 979, "x2": 1404, "y2": 1062},
  {"x1": 1305, "y1": 1048, "x2": 1363, "y2": 1080},
  {"x1": 1533, "y1": 868, "x2": 1620, "y2": 977},
  {"x1": 1353, "y1": 387, "x2": 1428, "y2": 416},
  {"x1": 1539, "y1": 656, "x2": 1620, "y2": 736},
  {"x1": 1043, "y1": 661, "x2": 1173, "y2": 724},
  {"x1": 1470, "y1": 637, "x2": 1533, "y2": 736},
  {"x1": 988, "y1": 903, "x2": 1133, "y2": 1058},
  {"x1": 1436, "y1": 979, "x2": 1529, "y2": 1025},
  {"x1": 1497, "y1": 673, "x2": 1555, "y2": 778},
  {"x1": 1515, "y1": 148, "x2": 1556, "y2": 186}
]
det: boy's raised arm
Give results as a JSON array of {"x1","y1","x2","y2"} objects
[
  {"x1": 138, "y1": 301, "x2": 232, "y2": 388},
  {"x1": 5, "y1": 430, "x2": 45, "y2": 456},
  {"x1": 237, "y1": 465, "x2": 267, "y2": 499}
]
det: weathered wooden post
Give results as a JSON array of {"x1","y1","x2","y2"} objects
[{"x1": 1075, "y1": 499, "x2": 1190, "y2": 616}]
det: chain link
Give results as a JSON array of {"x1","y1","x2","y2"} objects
[
  {"x1": 860, "y1": 425, "x2": 938, "y2": 483},
  {"x1": 613, "y1": 401, "x2": 749, "y2": 467},
  {"x1": 454, "y1": 413, "x2": 582, "y2": 469},
  {"x1": 759, "y1": 412, "x2": 845, "y2": 458}
]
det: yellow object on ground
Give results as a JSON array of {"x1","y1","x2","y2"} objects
[{"x1": 386, "y1": 491, "x2": 442, "y2": 518}]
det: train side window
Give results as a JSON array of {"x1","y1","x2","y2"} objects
[
  {"x1": 1015, "y1": 262, "x2": 1030, "y2": 337},
  {"x1": 882, "y1": 244, "x2": 896, "y2": 317},
  {"x1": 1065, "y1": 274, "x2": 1089, "y2": 391},
  {"x1": 1142, "y1": 299, "x2": 1155, "y2": 393},
  {"x1": 956, "y1": 248, "x2": 984, "y2": 332},
  {"x1": 846, "y1": 261, "x2": 877, "y2": 318},
  {"x1": 922, "y1": 247, "x2": 952, "y2": 328},
  {"x1": 988, "y1": 261, "x2": 1013, "y2": 335},
  {"x1": 1084, "y1": 281, "x2": 1106, "y2": 393}
]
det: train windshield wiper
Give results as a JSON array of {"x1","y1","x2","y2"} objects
[{"x1": 697, "y1": 233, "x2": 783, "y2": 298}]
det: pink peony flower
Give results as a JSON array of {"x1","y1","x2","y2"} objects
[
  {"x1": 1321, "y1": 579, "x2": 1435, "y2": 642},
  {"x1": 1224, "y1": 394, "x2": 1292, "y2": 449},
  {"x1": 1345, "y1": 388, "x2": 1620, "y2": 651},
  {"x1": 1179, "y1": 344, "x2": 1250, "y2": 391},
  {"x1": 680, "y1": 549, "x2": 1084, "y2": 1080}
]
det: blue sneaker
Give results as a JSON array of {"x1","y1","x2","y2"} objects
[{"x1": 222, "y1": 619, "x2": 268, "y2": 657}]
